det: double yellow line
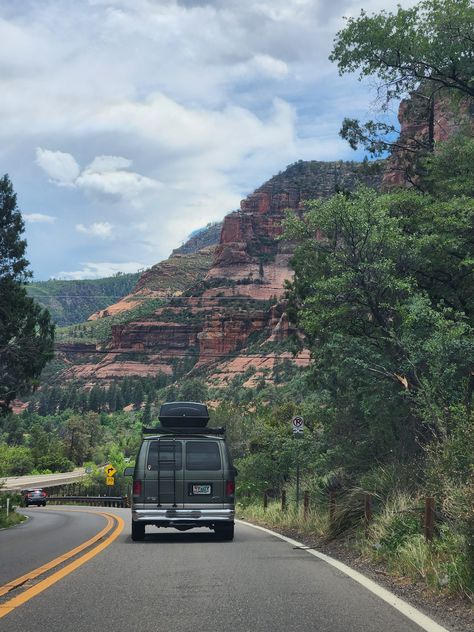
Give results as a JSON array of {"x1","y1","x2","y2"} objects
[{"x1": 0, "y1": 509, "x2": 124, "y2": 619}]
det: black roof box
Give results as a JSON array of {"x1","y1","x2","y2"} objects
[{"x1": 158, "y1": 401, "x2": 209, "y2": 428}]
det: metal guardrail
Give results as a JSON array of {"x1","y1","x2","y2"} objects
[{"x1": 47, "y1": 496, "x2": 128, "y2": 508}]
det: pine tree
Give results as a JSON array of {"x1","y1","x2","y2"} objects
[
  {"x1": 142, "y1": 396, "x2": 152, "y2": 426},
  {"x1": 133, "y1": 381, "x2": 145, "y2": 410},
  {"x1": 0, "y1": 174, "x2": 54, "y2": 414}
]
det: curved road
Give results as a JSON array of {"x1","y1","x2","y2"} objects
[
  {"x1": 0, "y1": 508, "x2": 107, "y2": 586},
  {"x1": 0, "y1": 508, "x2": 448, "y2": 632}
]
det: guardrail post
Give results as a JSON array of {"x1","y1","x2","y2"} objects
[
  {"x1": 424, "y1": 497, "x2": 435, "y2": 542},
  {"x1": 303, "y1": 491, "x2": 309, "y2": 520},
  {"x1": 263, "y1": 491, "x2": 268, "y2": 512},
  {"x1": 281, "y1": 489, "x2": 287, "y2": 512}
]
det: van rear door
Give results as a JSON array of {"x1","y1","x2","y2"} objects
[
  {"x1": 143, "y1": 439, "x2": 184, "y2": 507},
  {"x1": 184, "y1": 440, "x2": 224, "y2": 507}
]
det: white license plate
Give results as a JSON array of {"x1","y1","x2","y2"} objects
[{"x1": 192, "y1": 484, "x2": 211, "y2": 495}]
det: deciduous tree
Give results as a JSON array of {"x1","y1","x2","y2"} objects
[{"x1": 330, "y1": 0, "x2": 474, "y2": 156}]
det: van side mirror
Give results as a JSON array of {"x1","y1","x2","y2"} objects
[
  {"x1": 233, "y1": 467, "x2": 239, "y2": 477},
  {"x1": 123, "y1": 467, "x2": 134, "y2": 477}
]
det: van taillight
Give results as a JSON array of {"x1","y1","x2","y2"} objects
[
  {"x1": 226, "y1": 480, "x2": 235, "y2": 496},
  {"x1": 133, "y1": 480, "x2": 142, "y2": 495}
]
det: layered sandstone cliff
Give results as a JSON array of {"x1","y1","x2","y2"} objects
[{"x1": 60, "y1": 160, "x2": 383, "y2": 384}]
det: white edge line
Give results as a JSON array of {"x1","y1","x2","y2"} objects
[{"x1": 236, "y1": 519, "x2": 451, "y2": 632}]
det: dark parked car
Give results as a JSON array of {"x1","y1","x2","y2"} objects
[{"x1": 23, "y1": 488, "x2": 48, "y2": 507}]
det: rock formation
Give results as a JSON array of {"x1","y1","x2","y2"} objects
[
  {"x1": 57, "y1": 160, "x2": 383, "y2": 384},
  {"x1": 383, "y1": 91, "x2": 473, "y2": 189}
]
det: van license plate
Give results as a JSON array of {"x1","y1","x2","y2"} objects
[{"x1": 192, "y1": 484, "x2": 211, "y2": 495}]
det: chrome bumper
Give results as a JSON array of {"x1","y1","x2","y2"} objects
[{"x1": 132, "y1": 505, "x2": 234, "y2": 524}]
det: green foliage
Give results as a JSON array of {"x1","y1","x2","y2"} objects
[
  {"x1": 0, "y1": 175, "x2": 55, "y2": 414},
  {"x1": 27, "y1": 273, "x2": 141, "y2": 326},
  {"x1": 179, "y1": 378, "x2": 208, "y2": 402},
  {"x1": 331, "y1": 0, "x2": 474, "y2": 102},
  {"x1": 284, "y1": 148, "x2": 474, "y2": 464},
  {"x1": 0, "y1": 490, "x2": 26, "y2": 529},
  {"x1": 56, "y1": 298, "x2": 165, "y2": 344},
  {"x1": 379, "y1": 512, "x2": 421, "y2": 552},
  {"x1": 423, "y1": 133, "x2": 474, "y2": 198},
  {"x1": 0, "y1": 444, "x2": 34, "y2": 475},
  {"x1": 0, "y1": 405, "x2": 143, "y2": 475},
  {"x1": 267, "y1": 133, "x2": 474, "y2": 596},
  {"x1": 330, "y1": 0, "x2": 474, "y2": 155}
]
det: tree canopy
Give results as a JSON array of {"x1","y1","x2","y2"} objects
[
  {"x1": 330, "y1": 0, "x2": 474, "y2": 155},
  {"x1": 0, "y1": 174, "x2": 55, "y2": 414},
  {"x1": 283, "y1": 134, "x2": 474, "y2": 465}
]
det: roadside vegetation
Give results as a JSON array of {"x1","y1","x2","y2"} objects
[{"x1": 0, "y1": 490, "x2": 26, "y2": 529}]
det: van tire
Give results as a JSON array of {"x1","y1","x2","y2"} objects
[
  {"x1": 215, "y1": 524, "x2": 234, "y2": 541},
  {"x1": 131, "y1": 522, "x2": 145, "y2": 541}
]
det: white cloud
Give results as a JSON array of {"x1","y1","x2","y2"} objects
[
  {"x1": 36, "y1": 149, "x2": 162, "y2": 206},
  {"x1": 35, "y1": 148, "x2": 80, "y2": 186},
  {"x1": 86, "y1": 155, "x2": 133, "y2": 172},
  {"x1": 75, "y1": 222, "x2": 114, "y2": 238},
  {"x1": 76, "y1": 168, "x2": 162, "y2": 202},
  {"x1": 2, "y1": 0, "x2": 420, "y2": 279},
  {"x1": 24, "y1": 213, "x2": 56, "y2": 223},
  {"x1": 56, "y1": 261, "x2": 146, "y2": 280},
  {"x1": 252, "y1": 54, "x2": 289, "y2": 79}
]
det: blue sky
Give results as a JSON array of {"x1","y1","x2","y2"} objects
[{"x1": 0, "y1": 0, "x2": 415, "y2": 280}]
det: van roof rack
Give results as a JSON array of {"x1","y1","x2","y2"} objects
[{"x1": 142, "y1": 426, "x2": 225, "y2": 436}]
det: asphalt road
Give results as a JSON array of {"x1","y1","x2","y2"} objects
[
  {"x1": 0, "y1": 507, "x2": 445, "y2": 632},
  {"x1": 0, "y1": 508, "x2": 107, "y2": 586}
]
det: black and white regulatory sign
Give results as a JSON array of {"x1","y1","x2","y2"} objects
[{"x1": 292, "y1": 416, "x2": 304, "y2": 434}]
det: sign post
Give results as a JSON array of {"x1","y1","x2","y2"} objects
[{"x1": 291, "y1": 416, "x2": 304, "y2": 509}]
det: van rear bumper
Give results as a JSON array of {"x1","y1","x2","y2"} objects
[{"x1": 132, "y1": 506, "x2": 235, "y2": 525}]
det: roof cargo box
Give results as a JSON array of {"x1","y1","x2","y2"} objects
[{"x1": 158, "y1": 401, "x2": 209, "y2": 428}]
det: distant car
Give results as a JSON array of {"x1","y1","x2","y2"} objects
[{"x1": 23, "y1": 488, "x2": 48, "y2": 507}]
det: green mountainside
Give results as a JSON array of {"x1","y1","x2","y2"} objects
[
  {"x1": 28, "y1": 222, "x2": 222, "y2": 327},
  {"x1": 27, "y1": 273, "x2": 142, "y2": 327}
]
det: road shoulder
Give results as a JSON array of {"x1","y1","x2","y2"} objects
[{"x1": 237, "y1": 519, "x2": 473, "y2": 632}]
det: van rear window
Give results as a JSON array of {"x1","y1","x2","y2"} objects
[
  {"x1": 186, "y1": 442, "x2": 221, "y2": 471},
  {"x1": 147, "y1": 441, "x2": 182, "y2": 470}
]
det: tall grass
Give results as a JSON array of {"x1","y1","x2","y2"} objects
[
  {"x1": 238, "y1": 500, "x2": 328, "y2": 538},
  {"x1": 238, "y1": 490, "x2": 473, "y2": 601},
  {"x1": 0, "y1": 491, "x2": 26, "y2": 529}
]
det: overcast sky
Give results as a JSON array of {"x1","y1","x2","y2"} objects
[{"x1": 1, "y1": 0, "x2": 414, "y2": 280}]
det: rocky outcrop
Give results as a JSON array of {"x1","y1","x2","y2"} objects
[
  {"x1": 208, "y1": 161, "x2": 383, "y2": 287},
  {"x1": 111, "y1": 321, "x2": 200, "y2": 351},
  {"x1": 172, "y1": 222, "x2": 222, "y2": 255},
  {"x1": 51, "y1": 89, "x2": 473, "y2": 389},
  {"x1": 88, "y1": 247, "x2": 216, "y2": 320},
  {"x1": 383, "y1": 91, "x2": 474, "y2": 189},
  {"x1": 55, "y1": 160, "x2": 383, "y2": 383}
]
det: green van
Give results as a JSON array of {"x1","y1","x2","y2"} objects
[{"x1": 124, "y1": 402, "x2": 236, "y2": 541}]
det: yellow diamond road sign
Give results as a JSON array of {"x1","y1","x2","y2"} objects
[
  {"x1": 105, "y1": 464, "x2": 117, "y2": 477},
  {"x1": 106, "y1": 476, "x2": 115, "y2": 486}
]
